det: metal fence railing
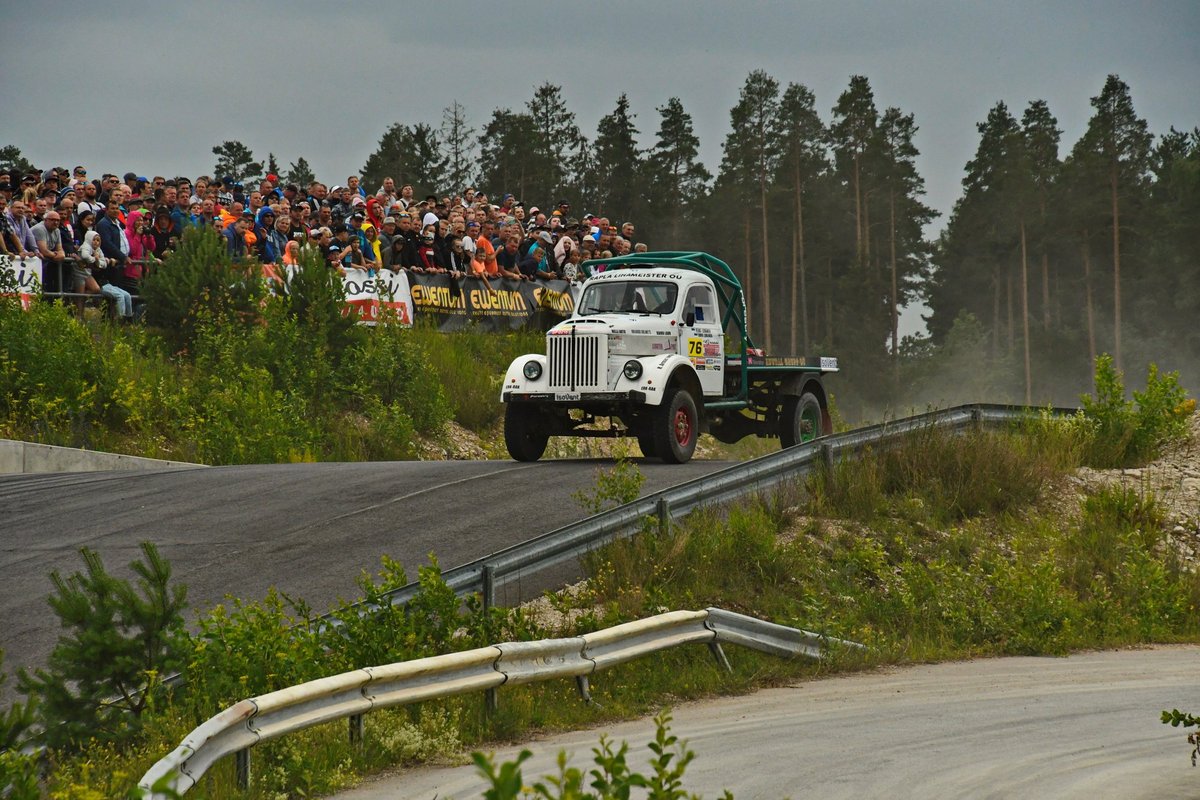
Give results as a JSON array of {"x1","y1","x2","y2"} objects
[{"x1": 137, "y1": 607, "x2": 863, "y2": 797}]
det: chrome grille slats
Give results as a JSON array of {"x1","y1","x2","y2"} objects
[{"x1": 547, "y1": 330, "x2": 607, "y2": 392}]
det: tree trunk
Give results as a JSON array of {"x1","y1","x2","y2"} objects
[
  {"x1": 1041, "y1": 251, "x2": 1051, "y2": 329},
  {"x1": 825, "y1": 256, "x2": 834, "y2": 346},
  {"x1": 797, "y1": 181, "x2": 809, "y2": 354},
  {"x1": 991, "y1": 267, "x2": 1001, "y2": 358},
  {"x1": 853, "y1": 153, "x2": 863, "y2": 264},
  {"x1": 742, "y1": 209, "x2": 753, "y2": 342},
  {"x1": 889, "y1": 190, "x2": 899, "y2": 385},
  {"x1": 790, "y1": 226, "x2": 798, "y2": 355},
  {"x1": 1082, "y1": 232, "x2": 1096, "y2": 369},
  {"x1": 1110, "y1": 161, "x2": 1123, "y2": 373},
  {"x1": 1006, "y1": 267, "x2": 1014, "y2": 356},
  {"x1": 1020, "y1": 219, "x2": 1032, "y2": 404},
  {"x1": 760, "y1": 177, "x2": 771, "y2": 351}
]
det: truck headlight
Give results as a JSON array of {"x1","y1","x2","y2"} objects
[
  {"x1": 622, "y1": 360, "x2": 643, "y2": 381},
  {"x1": 522, "y1": 360, "x2": 543, "y2": 380}
]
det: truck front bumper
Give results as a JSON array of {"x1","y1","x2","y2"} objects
[{"x1": 503, "y1": 390, "x2": 647, "y2": 405}]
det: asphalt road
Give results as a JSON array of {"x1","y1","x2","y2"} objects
[
  {"x1": 0, "y1": 457, "x2": 731, "y2": 689},
  {"x1": 335, "y1": 645, "x2": 1200, "y2": 800}
]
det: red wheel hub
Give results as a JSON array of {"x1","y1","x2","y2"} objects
[{"x1": 674, "y1": 407, "x2": 693, "y2": 446}]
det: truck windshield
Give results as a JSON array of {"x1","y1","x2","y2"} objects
[{"x1": 577, "y1": 281, "x2": 679, "y2": 316}]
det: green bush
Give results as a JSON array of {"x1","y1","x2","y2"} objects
[
  {"x1": 18, "y1": 543, "x2": 187, "y2": 751},
  {"x1": 0, "y1": 297, "x2": 105, "y2": 445},
  {"x1": 1080, "y1": 354, "x2": 1194, "y2": 467},
  {"x1": 140, "y1": 226, "x2": 269, "y2": 354},
  {"x1": 804, "y1": 425, "x2": 1054, "y2": 523}
]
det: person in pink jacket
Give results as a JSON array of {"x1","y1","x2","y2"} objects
[{"x1": 121, "y1": 210, "x2": 155, "y2": 293}]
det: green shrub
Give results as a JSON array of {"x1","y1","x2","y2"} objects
[
  {"x1": 1080, "y1": 355, "x2": 1194, "y2": 467},
  {"x1": 0, "y1": 297, "x2": 104, "y2": 445},
  {"x1": 804, "y1": 425, "x2": 1054, "y2": 523},
  {"x1": 19, "y1": 543, "x2": 187, "y2": 751},
  {"x1": 140, "y1": 226, "x2": 268, "y2": 354}
]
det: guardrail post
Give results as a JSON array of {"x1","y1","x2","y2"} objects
[
  {"x1": 970, "y1": 406, "x2": 982, "y2": 430},
  {"x1": 482, "y1": 564, "x2": 496, "y2": 610},
  {"x1": 349, "y1": 713, "x2": 364, "y2": 746},
  {"x1": 821, "y1": 443, "x2": 834, "y2": 472},
  {"x1": 707, "y1": 641, "x2": 733, "y2": 673},
  {"x1": 236, "y1": 748, "x2": 251, "y2": 790},
  {"x1": 656, "y1": 496, "x2": 670, "y2": 537},
  {"x1": 482, "y1": 564, "x2": 499, "y2": 716},
  {"x1": 575, "y1": 675, "x2": 600, "y2": 707}
]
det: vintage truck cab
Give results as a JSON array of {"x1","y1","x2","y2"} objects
[{"x1": 501, "y1": 252, "x2": 836, "y2": 463}]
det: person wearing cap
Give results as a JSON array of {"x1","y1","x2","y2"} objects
[{"x1": 378, "y1": 216, "x2": 398, "y2": 269}]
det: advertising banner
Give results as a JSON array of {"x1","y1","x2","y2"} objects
[
  {"x1": 407, "y1": 273, "x2": 576, "y2": 331},
  {"x1": 0, "y1": 255, "x2": 43, "y2": 310},
  {"x1": 339, "y1": 268, "x2": 414, "y2": 326}
]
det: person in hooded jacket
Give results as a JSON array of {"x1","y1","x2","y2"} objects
[
  {"x1": 121, "y1": 210, "x2": 154, "y2": 294},
  {"x1": 79, "y1": 230, "x2": 134, "y2": 320},
  {"x1": 150, "y1": 206, "x2": 176, "y2": 257}
]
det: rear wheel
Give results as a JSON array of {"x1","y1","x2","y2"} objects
[
  {"x1": 780, "y1": 392, "x2": 824, "y2": 448},
  {"x1": 505, "y1": 403, "x2": 549, "y2": 462},
  {"x1": 653, "y1": 388, "x2": 699, "y2": 464}
]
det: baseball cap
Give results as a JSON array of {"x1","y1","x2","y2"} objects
[{"x1": 383, "y1": 216, "x2": 396, "y2": 224}]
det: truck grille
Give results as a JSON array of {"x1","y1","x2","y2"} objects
[{"x1": 547, "y1": 332, "x2": 607, "y2": 391}]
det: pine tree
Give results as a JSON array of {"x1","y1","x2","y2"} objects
[
  {"x1": 526, "y1": 83, "x2": 583, "y2": 203},
  {"x1": 830, "y1": 77, "x2": 879, "y2": 266},
  {"x1": 212, "y1": 140, "x2": 263, "y2": 183},
  {"x1": 285, "y1": 156, "x2": 316, "y2": 187},
  {"x1": 266, "y1": 152, "x2": 281, "y2": 178},
  {"x1": 18, "y1": 542, "x2": 187, "y2": 750},
  {"x1": 478, "y1": 109, "x2": 539, "y2": 201},
  {"x1": 722, "y1": 70, "x2": 781, "y2": 347},
  {"x1": 646, "y1": 98, "x2": 711, "y2": 248},
  {"x1": 1073, "y1": 74, "x2": 1153, "y2": 372},
  {"x1": 0, "y1": 145, "x2": 35, "y2": 176},
  {"x1": 441, "y1": 100, "x2": 477, "y2": 193},
  {"x1": 361, "y1": 123, "x2": 448, "y2": 199},
  {"x1": 774, "y1": 83, "x2": 827, "y2": 354},
  {"x1": 594, "y1": 94, "x2": 644, "y2": 224},
  {"x1": 876, "y1": 108, "x2": 936, "y2": 379},
  {"x1": 1020, "y1": 100, "x2": 1061, "y2": 330}
]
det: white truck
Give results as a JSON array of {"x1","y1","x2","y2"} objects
[{"x1": 500, "y1": 252, "x2": 837, "y2": 463}]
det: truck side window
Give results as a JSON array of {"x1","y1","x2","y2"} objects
[{"x1": 684, "y1": 285, "x2": 715, "y2": 323}]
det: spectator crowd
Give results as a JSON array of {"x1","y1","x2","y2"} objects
[{"x1": 0, "y1": 164, "x2": 647, "y2": 318}]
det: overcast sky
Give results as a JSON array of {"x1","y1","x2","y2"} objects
[{"x1": 3, "y1": 1, "x2": 1197, "y2": 331}]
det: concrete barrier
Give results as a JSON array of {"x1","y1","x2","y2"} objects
[{"x1": 0, "y1": 439, "x2": 204, "y2": 474}]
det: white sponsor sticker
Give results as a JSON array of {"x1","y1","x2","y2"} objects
[{"x1": 554, "y1": 392, "x2": 581, "y2": 402}]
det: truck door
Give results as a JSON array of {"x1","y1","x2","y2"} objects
[{"x1": 681, "y1": 283, "x2": 723, "y2": 396}]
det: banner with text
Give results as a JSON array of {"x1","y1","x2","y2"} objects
[
  {"x1": 0, "y1": 255, "x2": 43, "y2": 310},
  {"x1": 340, "y1": 268, "x2": 414, "y2": 326},
  {"x1": 407, "y1": 273, "x2": 577, "y2": 331}
]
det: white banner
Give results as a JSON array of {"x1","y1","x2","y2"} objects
[
  {"x1": 341, "y1": 267, "x2": 413, "y2": 327},
  {"x1": 0, "y1": 255, "x2": 43, "y2": 310}
]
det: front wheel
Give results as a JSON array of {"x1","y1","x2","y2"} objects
[
  {"x1": 780, "y1": 392, "x2": 825, "y2": 448},
  {"x1": 653, "y1": 388, "x2": 699, "y2": 464},
  {"x1": 505, "y1": 404, "x2": 549, "y2": 462}
]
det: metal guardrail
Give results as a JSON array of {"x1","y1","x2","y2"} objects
[
  {"x1": 138, "y1": 607, "x2": 861, "y2": 797},
  {"x1": 357, "y1": 403, "x2": 1077, "y2": 613}
]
